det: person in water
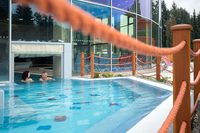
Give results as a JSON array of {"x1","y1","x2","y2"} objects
[
  {"x1": 39, "y1": 71, "x2": 55, "y2": 81},
  {"x1": 21, "y1": 71, "x2": 33, "y2": 82}
]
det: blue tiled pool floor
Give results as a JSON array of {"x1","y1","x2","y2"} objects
[{"x1": 0, "y1": 74, "x2": 172, "y2": 133}]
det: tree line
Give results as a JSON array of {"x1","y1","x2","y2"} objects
[{"x1": 162, "y1": 0, "x2": 199, "y2": 49}]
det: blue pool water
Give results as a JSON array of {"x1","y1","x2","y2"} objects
[{"x1": 0, "y1": 74, "x2": 172, "y2": 133}]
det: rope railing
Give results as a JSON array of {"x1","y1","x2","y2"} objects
[
  {"x1": 190, "y1": 71, "x2": 200, "y2": 86},
  {"x1": 162, "y1": 56, "x2": 173, "y2": 62},
  {"x1": 135, "y1": 70, "x2": 157, "y2": 77},
  {"x1": 84, "y1": 64, "x2": 91, "y2": 68},
  {"x1": 159, "y1": 74, "x2": 173, "y2": 84},
  {"x1": 15, "y1": 0, "x2": 186, "y2": 56},
  {"x1": 179, "y1": 121, "x2": 187, "y2": 133},
  {"x1": 190, "y1": 71, "x2": 194, "y2": 73},
  {"x1": 94, "y1": 55, "x2": 131, "y2": 60},
  {"x1": 158, "y1": 81, "x2": 187, "y2": 133},
  {"x1": 135, "y1": 63, "x2": 156, "y2": 69},
  {"x1": 135, "y1": 57, "x2": 156, "y2": 64},
  {"x1": 94, "y1": 70, "x2": 132, "y2": 74},
  {"x1": 160, "y1": 64, "x2": 173, "y2": 73},
  {"x1": 190, "y1": 57, "x2": 194, "y2": 60},
  {"x1": 191, "y1": 93, "x2": 200, "y2": 116},
  {"x1": 84, "y1": 56, "x2": 91, "y2": 60},
  {"x1": 94, "y1": 63, "x2": 132, "y2": 66},
  {"x1": 84, "y1": 72, "x2": 91, "y2": 75},
  {"x1": 190, "y1": 49, "x2": 200, "y2": 57}
]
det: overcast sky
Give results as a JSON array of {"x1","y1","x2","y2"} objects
[{"x1": 164, "y1": 0, "x2": 200, "y2": 15}]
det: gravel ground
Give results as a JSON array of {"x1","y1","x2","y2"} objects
[{"x1": 192, "y1": 112, "x2": 199, "y2": 133}]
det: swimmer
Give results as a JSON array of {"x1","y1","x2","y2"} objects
[
  {"x1": 21, "y1": 71, "x2": 33, "y2": 82},
  {"x1": 39, "y1": 71, "x2": 55, "y2": 81}
]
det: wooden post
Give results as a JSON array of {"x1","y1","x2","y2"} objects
[
  {"x1": 80, "y1": 52, "x2": 84, "y2": 77},
  {"x1": 193, "y1": 39, "x2": 200, "y2": 104},
  {"x1": 171, "y1": 24, "x2": 192, "y2": 133},
  {"x1": 156, "y1": 56, "x2": 160, "y2": 80},
  {"x1": 91, "y1": 52, "x2": 94, "y2": 78},
  {"x1": 132, "y1": 52, "x2": 136, "y2": 75}
]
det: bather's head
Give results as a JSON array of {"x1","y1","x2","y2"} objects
[
  {"x1": 22, "y1": 71, "x2": 30, "y2": 80},
  {"x1": 42, "y1": 71, "x2": 48, "y2": 79}
]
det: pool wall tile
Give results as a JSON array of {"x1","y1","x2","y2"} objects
[{"x1": 0, "y1": 109, "x2": 3, "y2": 124}]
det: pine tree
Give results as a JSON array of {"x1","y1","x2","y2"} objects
[{"x1": 161, "y1": 0, "x2": 170, "y2": 47}]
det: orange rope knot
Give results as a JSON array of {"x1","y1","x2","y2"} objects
[
  {"x1": 158, "y1": 81, "x2": 187, "y2": 133},
  {"x1": 14, "y1": 0, "x2": 186, "y2": 56}
]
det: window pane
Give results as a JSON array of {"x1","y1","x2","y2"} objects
[
  {"x1": 112, "y1": 9, "x2": 136, "y2": 72},
  {"x1": 137, "y1": 16, "x2": 151, "y2": 69},
  {"x1": 112, "y1": 0, "x2": 136, "y2": 13},
  {"x1": 12, "y1": 3, "x2": 70, "y2": 43},
  {"x1": 0, "y1": 0, "x2": 9, "y2": 81},
  {"x1": 137, "y1": 0, "x2": 151, "y2": 19},
  {"x1": 72, "y1": 1, "x2": 111, "y2": 76},
  {"x1": 152, "y1": 0, "x2": 159, "y2": 23},
  {"x1": 81, "y1": 0, "x2": 110, "y2": 6}
]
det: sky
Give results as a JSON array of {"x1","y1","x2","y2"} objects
[{"x1": 164, "y1": 0, "x2": 200, "y2": 15}]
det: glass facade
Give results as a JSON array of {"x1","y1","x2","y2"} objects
[
  {"x1": 0, "y1": 0, "x2": 9, "y2": 81},
  {"x1": 0, "y1": 0, "x2": 162, "y2": 80},
  {"x1": 12, "y1": 3, "x2": 70, "y2": 43}
]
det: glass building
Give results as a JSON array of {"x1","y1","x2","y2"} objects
[{"x1": 0, "y1": 0, "x2": 161, "y2": 82}]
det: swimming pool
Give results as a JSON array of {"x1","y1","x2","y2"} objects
[{"x1": 0, "y1": 74, "x2": 172, "y2": 133}]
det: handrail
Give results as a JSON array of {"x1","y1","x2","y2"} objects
[
  {"x1": 94, "y1": 55, "x2": 131, "y2": 60},
  {"x1": 158, "y1": 81, "x2": 187, "y2": 133},
  {"x1": 190, "y1": 49, "x2": 200, "y2": 57},
  {"x1": 190, "y1": 71, "x2": 200, "y2": 86},
  {"x1": 135, "y1": 70, "x2": 157, "y2": 77},
  {"x1": 160, "y1": 64, "x2": 173, "y2": 73},
  {"x1": 179, "y1": 121, "x2": 187, "y2": 133},
  {"x1": 15, "y1": 0, "x2": 186, "y2": 56},
  {"x1": 159, "y1": 74, "x2": 173, "y2": 84},
  {"x1": 135, "y1": 63, "x2": 156, "y2": 69},
  {"x1": 135, "y1": 57, "x2": 156, "y2": 64},
  {"x1": 191, "y1": 93, "x2": 200, "y2": 116}
]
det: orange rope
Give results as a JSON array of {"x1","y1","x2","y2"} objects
[
  {"x1": 191, "y1": 71, "x2": 200, "y2": 86},
  {"x1": 158, "y1": 81, "x2": 187, "y2": 133},
  {"x1": 160, "y1": 64, "x2": 173, "y2": 73},
  {"x1": 135, "y1": 63, "x2": 156, "y2": 69},
  {"x1": 84, "y1": 56, "x2": 91, "y2": 60},
  {"x1": 160, "y1": 74, "x2": 173, "y2": 84},
  {"x1": 135, "y1": 70, "x2": 156, "y2": 77},
  {"x1": 162, "y1": 56, "x2": 173, "y2": 62},
  {"x1": 190, "y1": 57, "x2": 194, "y2": 60},
  {"x1": 14, "y1": 0, "x2": 186, "y2": 56},
  {"x1": 94, "y1": 70, "x2": 131, "y2": 74},
  {"x1": 135, "y1": 57, "x2": 156, "y2": 64},
  {"x1": 179, "y1": 121, "x2": 187, "y2": 133},
  {"x1": 190, "y1": 49, "x2": 200, "y2": 57},
  {"x1": 84, "y1": 64, "x2": 91, "y2": 67},
  {"x1": 190, "y1": 71, "x2": 194, "y2": 73},
  {"x1": 94, "y1": 55, "x2": 131, "y2": 60},
  {"x1": 191, "y1": 93, "x2": 200, "y2": 116},
  {"x1": 84, "y1": 72, "x2": 91, "y2": 75},
  {"x1": 94, "y1": 63, "x2": 131, "y2": 66}
]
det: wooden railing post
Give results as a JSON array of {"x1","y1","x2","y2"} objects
[
  {"x1": 171, "y1": 24, "x2": 192, "y2": 133},
  {"x1": 91, "y1": 52, "x2": 94, "y2": 78},
  {"x1": 132, "y1": 52, "x2": 136, "y2": 75},
  {"x1": 193, "y1": 39, "x2": 200, "y2": 104},
  {"x1": 156, "y1": 56, "x2": 160, "y2": 80},
  {"x1": 80, "y1": 52, "x2": 84, "y2": 77}
]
